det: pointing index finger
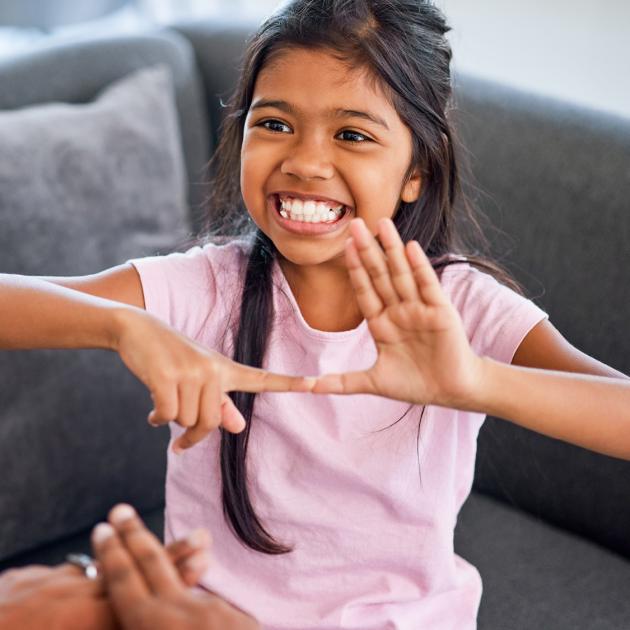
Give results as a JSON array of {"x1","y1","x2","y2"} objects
[{"x1": 225, "y1": 361, "x2": 315, "y2": 394}]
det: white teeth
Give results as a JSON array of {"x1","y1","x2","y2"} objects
[{"x1": 279, "y1": 195, "x2": 345, "y2": 223}]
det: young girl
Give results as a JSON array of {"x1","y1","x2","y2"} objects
[{"x1": 3, "y1": 0, "x2": 629, "y2": 628}]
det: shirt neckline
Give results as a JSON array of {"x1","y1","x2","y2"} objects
[{"x1": 271, "y1": 257, "x2": 369, "y2": 342}]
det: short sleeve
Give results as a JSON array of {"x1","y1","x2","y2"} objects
[
  {"x1": 125, "y1": 245, "x2": 218, "y2": 340},
  {"x1": 441, "y1": 264, "x2": 549, "y2": 364}
]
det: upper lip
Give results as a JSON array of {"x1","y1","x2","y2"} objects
[{"x1": 271, "y1": 191, "x2": 351, "y2": 208}]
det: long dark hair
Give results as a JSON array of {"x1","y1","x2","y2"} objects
[{"x1": 187, "y1": 0, "x2": 527, "y2": 555}]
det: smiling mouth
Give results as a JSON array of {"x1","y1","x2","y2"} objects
[{"x1": 272, "y1": 194, "x2": 350, "y2": 224}]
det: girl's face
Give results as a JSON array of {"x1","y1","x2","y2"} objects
[{"x1": 241, "y1": 46, "x2": 421, "y2": 269}]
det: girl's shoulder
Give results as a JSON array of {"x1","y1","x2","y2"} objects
[
  {"x1": 193, "y1": 236, "x2": 252, "y2": 263},
  {"x1": 436, "y1": 258, "x2": 510, "y2": 294},
  {"x1": 178, "y1": 236, "x2": 253, "y2": 282},
  {"x1": 437, "y1": 259, "x2": 523, "y2": 315},
  {"x1": 435, "y1": 258, "x2": 548, "y2": 363}
]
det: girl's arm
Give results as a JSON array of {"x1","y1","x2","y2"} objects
[
  {"x1": 0, "y1": 265, "x2": 143, "y2": 351},
  {"x1": 513, "y1": 317, "x2": 627, "y2": 380},
  {"x1": 465, "y1": 318, "x2": 630, "y2": 460},
  {"x1": 311, "y1": 217, "x2": 630, "y2": 461},
  {"x1": 0, "y1": 267, "x2": 312, "y2": 452},
  {"x1": 464, "y1": 356, "x2": 630, "y2": 460}
]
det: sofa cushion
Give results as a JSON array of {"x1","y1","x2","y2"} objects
[
  {"x1": 0, "y1": 30, "x2": 210, "y2": 230},
  {"x1": 455, "y1": 491, "x2": 630, "y2": 629},
  {"x1": 0, "y1": 64, "x2": 188, "y2": 562},
  {"x1": 0, "y1": 505, "x2": 164, "y2": 571},
  {"x1": 0, "y1": 63, "x2": 189, "y2": 273}
]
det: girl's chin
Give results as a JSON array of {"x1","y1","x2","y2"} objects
[{"x1": 274, "y1": 242, "x2": 346, "y2": 268}]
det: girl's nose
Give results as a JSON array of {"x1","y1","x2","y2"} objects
[{"x1": 280, "y1": 141, "x2": 335, "y2": 180}]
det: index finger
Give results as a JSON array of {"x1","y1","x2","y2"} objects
[
  {"x1": 107, "y1": 504, "x2": 182, "y2": 597},
  {"x1": 91, "y1": 523, "x2": 149, "y2": 621},
  {"x1": 223, "y1": 360, "x2": 315, "y2": 394}
]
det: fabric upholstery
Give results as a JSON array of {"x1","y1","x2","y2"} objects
[
  {"x1": 0, "y1": 63, "x2": 188, "y2": 562},
  {"x1": 450, "y1": 72, "x2": 630, "y2": 560},
  {"x1": 455, "y1": 492, "x2": 630, "y2": 629},
  {"x1": 0, "y1": 30, "x2": 210, "y2": 229},
  {"x1": 0, "y1": 507, "x2": 164, "y2": 571}
]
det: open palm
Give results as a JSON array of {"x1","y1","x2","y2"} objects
[{"x1": 311, "y1": 217, "x2": 483, "y2": 410}]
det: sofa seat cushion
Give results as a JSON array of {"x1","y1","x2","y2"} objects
[
  {"x1": 0, "y1": 506, "x2": 164, "y2": 571},
  {"x1": 455, "y1": 491, "x2": 630, "y2": 629}
]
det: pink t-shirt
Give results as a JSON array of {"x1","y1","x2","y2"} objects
[{"x1": 127, "y1": 239, "x2": 548, "y2": 630}]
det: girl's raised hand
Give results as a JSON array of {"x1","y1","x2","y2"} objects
[
  {"x1": 311, "y1": 217, "x2": 483, "y2": 409},
  {"x1": 114, "y1": 311, "x2": 312, "y2": 454}
]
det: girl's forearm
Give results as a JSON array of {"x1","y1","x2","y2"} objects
[
  {"x1": 459, "y1": 356, "x2": 630, "y2": 460},
  {"x1": 0, "y1": 274, "x2": 130, "y2": 351}
]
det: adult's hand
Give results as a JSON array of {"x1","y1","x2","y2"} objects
[
  {"x1": 163, "y1": 525, "x2": 212, "y2": 587},
  {"x1": 0, "y1": 510, "x2": 212, "y2": 630},
  {"x1": 93, "y1": 504, "x2": 260, "y2": 630},
  {"x1": 0, "y1": 563, "x2": 117, "y2": 630}
]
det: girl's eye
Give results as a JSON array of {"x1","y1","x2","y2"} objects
[
  {"x1": 258, "y1": 119, "x2": 291, "y2": 133},
  {"x1": 337, "y1": 130, "x2": 371, "y2": 143},
  {"x1": 256, "y1": 120, "x2": 372, "y2": 143}
]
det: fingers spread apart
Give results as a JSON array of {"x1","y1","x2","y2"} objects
[
  {"x1": 347, "y1": 217, "x2": 445, "y2": 313},
  {"x1": 346, "y1": 219, "x2": 396, "y2": 316}
]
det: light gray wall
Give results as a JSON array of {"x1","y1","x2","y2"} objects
[
  {"x1": 0, "y1": 0, "x2": 130, "y2": 31},
  {"x1": 434, "y1": 0, "x2": 630, "y2": 120}
]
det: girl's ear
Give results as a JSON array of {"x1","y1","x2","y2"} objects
[{"x1": 401, "y1": 168, "x2": 422, "y2": 203}]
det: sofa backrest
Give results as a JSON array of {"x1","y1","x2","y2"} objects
[{"x1": 450, "y1": 74, "x2": 630, "y2": 559}]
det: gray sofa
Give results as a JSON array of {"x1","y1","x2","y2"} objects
[{"x1": 1, "y1": 19, "x2": 629, "y2": 629}]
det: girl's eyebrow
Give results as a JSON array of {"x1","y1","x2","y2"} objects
[{"x1": 250, "y1": 98, "x2": 390, "y2": 131}]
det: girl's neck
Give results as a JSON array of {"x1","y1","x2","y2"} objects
[{"x1": 278, "y1": 257, "x2": 364, "y2": 333}]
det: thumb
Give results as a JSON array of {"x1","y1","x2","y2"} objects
[
  {"x1": 310, "y1": 370, "x2": 374, "y2": 395},
  {"x1": 219, "y1": 394, "x2": 247, "y2": 432}
]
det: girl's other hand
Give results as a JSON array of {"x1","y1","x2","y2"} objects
[
  {"x1": 113, "y1": 310, "x2": 313, "y2": 453},
  {"x1": 93, "y1": 504, "x2": 260, "y2": 630},
  {"x1": 311, "y1": 217, "x2": 483, "y2": 410}
]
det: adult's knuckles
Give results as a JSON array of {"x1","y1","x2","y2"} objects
[
  {"x1": 123, "y1": 525, "x2": 161, "y2": 549},
  {"x1": 102, "y1": 562, "x2": 135, "y2": 585},
  {"x1": 133, "y1": 547, "x2": 164, "y2": 569}
]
